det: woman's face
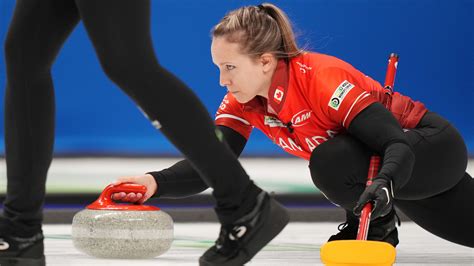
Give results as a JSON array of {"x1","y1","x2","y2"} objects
[{"x1": 211, "y1": 37, "x2": 276, "y2": 104}]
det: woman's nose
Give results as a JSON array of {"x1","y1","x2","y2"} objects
[{"x1": 220, "y1": 73, "x2": 231, "y2": 87}]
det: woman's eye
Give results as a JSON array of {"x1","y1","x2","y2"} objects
[{"x1": 226, "y1": 65, "x2": 236, "y2": 71}]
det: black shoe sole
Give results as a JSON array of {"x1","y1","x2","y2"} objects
[
  {"x1": 0, "y1": 256, "x2": 45, "y2": 266},
  {"x1": 199, "y1": 198, "x2": 290, "y2": 266}
]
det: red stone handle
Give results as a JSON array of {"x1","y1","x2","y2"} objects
[{"x1": 86, "y1": 183, "x2": 160, "y2": 211}]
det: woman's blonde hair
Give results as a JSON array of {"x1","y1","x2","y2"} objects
[{"x1": 212, "y1": 3, "x2": 303, "y2": 59}]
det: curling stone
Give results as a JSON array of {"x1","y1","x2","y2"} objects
[{"x1": 72, "y1": 183, "x2": 173, "y2": 259}]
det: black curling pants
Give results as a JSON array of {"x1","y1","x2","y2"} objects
[
  {"x1": 309, "y1": 112, "x2": 474, "y2": 247},
  {"x1": 3, "y1": 0, "x2": 257, "y2": 235}
]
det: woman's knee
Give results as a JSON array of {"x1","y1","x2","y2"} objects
[
  {"x1": 5, "y1": 35, "x2": 25, "y2": 71},
  {"x1": 98, "y1": 50, "x2": 160, "y2": 89},
  {"x1": 309, "y1": 134, "x2": 371, "y2": 207},
  {"x1": 310, "y1": 135, "x2": 370, "y2": 181}
]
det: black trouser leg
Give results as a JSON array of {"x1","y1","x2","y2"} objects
[
  {"x1": 3, "y1": 0, "x2": 79, "y2": 236},
  {"x1": 74, "y1": 0, "x2": 257, "y2": 223},
  {"x1": 395, "y1": 172, "x2": 474, "y2": 247}
]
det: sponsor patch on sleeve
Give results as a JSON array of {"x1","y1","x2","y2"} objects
[{"x1": 328, "y1": 80, "x2": 355, "y2": 111}]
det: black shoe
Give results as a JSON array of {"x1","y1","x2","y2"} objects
[
  {"x1": 199, "y1": 192, "x2": 289, "y2": 266},
  {"x1": 328, "y1": 210, "x2": 359, "y2": 242},
  {"x1": 327, "y1": 209, "x2": 400, "y2": 247},
  {"x1": 327, "y1": 221, "x2": 358, "y2": 242},
  {"x1": 0, "y1": 231, "x2": 45, "y2": 266},
  {"x1": 367, "y1": 209, "x2": 400, "y2": 247}
]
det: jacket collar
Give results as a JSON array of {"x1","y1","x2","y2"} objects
[{"x1": 242, "y1": 59, "x2": 289, "y2": 115}]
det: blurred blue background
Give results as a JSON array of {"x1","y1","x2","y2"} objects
[{"x1": 0, "y1": 0, "x2": 472, "y2": 156}]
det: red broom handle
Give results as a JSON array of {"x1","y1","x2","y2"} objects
[{"x1": 356, "y1": 53, "x2": 399, "y2": 240}]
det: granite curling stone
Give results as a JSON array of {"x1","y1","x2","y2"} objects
[{"x1": 72, "y1": 183, "x2": 174, "y2": 259}]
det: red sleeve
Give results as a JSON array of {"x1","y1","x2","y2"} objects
[
  {"x1": 215, "y1": 93, "x2": 253, "y2": 139},
  {"x1": 312, "y1": 67, "x2": 377, "y2": 128}
]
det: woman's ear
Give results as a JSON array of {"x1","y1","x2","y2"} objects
[{"x1": 260, "y1": 53, "x2": 276, "y2": 73}]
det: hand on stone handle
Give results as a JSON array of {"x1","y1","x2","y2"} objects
[{"x1": 111, "y1": 174, "x2": 157, "y2": 204}]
